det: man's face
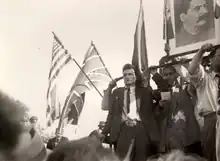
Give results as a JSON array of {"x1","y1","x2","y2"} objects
[
  {"x1": 123, "y1": 68, "x2": 136, "y2": 86},
  {"x1": 181, "y1": 0, "x2": 208, "y2": 33},
  {"x1": 210, "y1": 48, "x2": 220, "y2": 73},
  {"x1": 162, "y1": 67, "x2": 178, "y2": 86}
]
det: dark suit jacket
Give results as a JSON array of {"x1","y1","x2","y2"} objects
[
  {"x1": 152, "y1": 73, "x2": 200, "y2": 147},
  {"x1": 102, "y1": 86, "x2": 160, "y2": 145}
]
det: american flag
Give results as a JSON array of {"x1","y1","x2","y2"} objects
[
  {"x1": 46, "y1": 32, "x2": 72, "y2": 126},
  {"x1": 58, "y1": 42, "x2": 112, "y2": 126}
]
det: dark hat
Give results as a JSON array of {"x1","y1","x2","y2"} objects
[{"x1": 98, "y1": 121, "x2": 105, "y2": 128}]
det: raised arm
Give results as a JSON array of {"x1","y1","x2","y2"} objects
[
  {"x1": 188, "y1": 43, "x2": 213, "y2": 75},
  {"x1": 173, "y1": 64, "x2": 190, "y2": 82}
]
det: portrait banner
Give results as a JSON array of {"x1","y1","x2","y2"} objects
[{"x1": 168, "y1": 0, "x2": 220, "y2": 56}]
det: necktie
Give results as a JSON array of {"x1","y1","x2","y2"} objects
[{"x1": 126, "y1": 87, "x2": 130, "y2": 114}]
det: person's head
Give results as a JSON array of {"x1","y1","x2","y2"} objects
[
  {"x1": 98, "y1": 121, "x2": 105, "y2": 131},
  {"x1": 30, "y1": 116, "x2": 38, "y2": 128},
  {"x1": 209, "y1": 46, "x2": 220, "y2": 73},
  {"x1": 176, "y1": 0, "x2": 209, "y2": 34},
  {"x1": 162, "y1": 66, "x2": 178, "y2": 86},
  {"x1": 122, "y1": 64, "x2": 137, "y2": 87},
  {"x1": 46, "y1": 137, "x2": 120, "y2": 161},
  {"x1": 0, "y1": 91, "x2": 26, "y2": 160},
  {"x1": 15, "y1": 101, "x2": 32, "y2": 133},
  {"x1": 159, "y1": 56, "x2": 178, "y2": 86},
  {"x1": 147, "y1": 150, "x2": 206, "y2": 161}
]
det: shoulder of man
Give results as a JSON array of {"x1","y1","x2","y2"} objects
[
  {"x1": 137, "y1": 86, "x2": 152, "y2": 93},
  {"x1": 112, "y1": 87, "x2": 124, "y2": 95}
]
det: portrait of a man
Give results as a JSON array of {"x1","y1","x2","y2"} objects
[{"x1": 174, "y1": 0, "x2": 215, "y2": 47}]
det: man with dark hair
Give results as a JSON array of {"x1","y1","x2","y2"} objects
[
  {"x1": 188, "y1": 43, "x2": 220, "y2": 161},
  {"x1": 150, "y1": 57, "x2": 201, "y2": 156},
  {"x1": 101, "y1": 63, "x2": 160, "y2": 161},
  {"x1": 174, "y1": 0, "x2": 215, "y2": 47}
]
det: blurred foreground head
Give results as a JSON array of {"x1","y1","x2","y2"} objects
[
  {"x1": 148, "y1": 150, "x2": 207, "y2": 161},
  {"x1": 47, "y1": 137, "x2": 119, "y2": 161},
  {"x1": 0, "y1": 90, "x2": 26, "y2": 160}
]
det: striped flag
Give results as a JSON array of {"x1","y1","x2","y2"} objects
[
  {"x1": 132, "y1": 2, "x2": 149, "y2": 86},
  {"x1": 46, "y1": 32, "x2": 72, "y2": 126},
  {"x1": 215, "y1": 0, "x2": 220, "y2": 19},
  {"x1": 61, "y1": 42, "x2": 112, "y2": 125},
  {"x1": 163, "y1": 0, "x2": 174, "y2": 40}
]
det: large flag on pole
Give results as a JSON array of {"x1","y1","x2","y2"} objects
[
  {"x1": 163, "y1": 0, "x2": 174, "y2": 40},
  {"x1": 46, "y1": 32, "x2": 72, "y2": 126},
  {"x1": 215, "y1": 0, "x2": 220, "y2": 19},
  {"x1": 132, "y1": 1, "x2": 149, "y2": 86},
  {"x1": 58, "y1": 42, "x2": 112, "y2": 129}
]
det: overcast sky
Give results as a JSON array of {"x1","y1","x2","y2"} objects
[{"x1": 1, "y1": 0, "x2": 165, "y2": 130}]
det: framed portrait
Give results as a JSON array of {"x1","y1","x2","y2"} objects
[{"x1": 168, "y1": 0, "x2": 220, "y2": 56}]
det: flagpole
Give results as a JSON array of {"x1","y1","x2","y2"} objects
[
  {"x1": 71, "y1": 55, "x2": 103, "y2": 98},
  {"x1": 164, "y1": 0, "x2": 170, "y2": 56},
  {"x1": 51, "y1": 32, "x2": 103, "y2": 98},
  {"x1": 91, "y1": 41, "x2": 114, "y2": 81}
]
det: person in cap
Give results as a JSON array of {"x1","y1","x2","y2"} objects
[{"x1": 151, "y1": 57, "x2": 201, "y2": 155}]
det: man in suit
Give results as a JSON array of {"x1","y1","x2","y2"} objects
[
  {"x1": 46, "y1": 128, "x2": 69, "y2": 150},
  {"x1": 150, "y1": 58, "x2": 201, "y2": 156},
  {"x1": 102, "y1": 63, "x2": 160, "y2": 161}
]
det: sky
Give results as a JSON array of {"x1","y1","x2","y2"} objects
[{"x1": 1, "y1": 0, "x2": 166, "y2": 134}]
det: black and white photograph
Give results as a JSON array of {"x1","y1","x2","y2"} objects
[{"x1": 1, "y1": 0, "x2": 220, "y2": 161}]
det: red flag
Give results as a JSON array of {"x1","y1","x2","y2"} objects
[
  {"x1": 132, "y1": 2, "x2": 149, "y2": 85},
  {"x1": 163, "y1": 0, "x2": 174, "y2": 40},
  {"x1": 215, "y1": 0, "x2": 220, "y2": 19}
]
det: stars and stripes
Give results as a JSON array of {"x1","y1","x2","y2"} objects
[{"x1": 46, "y1": 32, "x2": 72, "y2": 126}]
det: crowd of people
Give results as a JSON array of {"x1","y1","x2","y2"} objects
[
  {"x1": 0, "y1": 43, "x2": 219, "y2": 161},
  {"x1": 101, "y1": 43, "x2": 220, "y2": 161}
]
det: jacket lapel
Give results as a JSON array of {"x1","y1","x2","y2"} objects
[{"x1": 135, "y1": 87, "x2": 141, "y2": 112}]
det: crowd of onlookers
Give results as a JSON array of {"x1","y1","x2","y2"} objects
[{"x1": 0, "y1": 43, "x2": 220, "y2": 161}]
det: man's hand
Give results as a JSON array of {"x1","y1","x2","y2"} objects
[
  {"x1": 200, "y1": 43, "x2": 213, "y2": 53},
  {"x1": 125, "y1": 120, "x2": 137, "y2": 127},
  {"x1": 108, "y1": 79, "x2": 117, "y2": 89},
  {"x1": 108, "y1": 77, "x2": 122, "y2": 89}
]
